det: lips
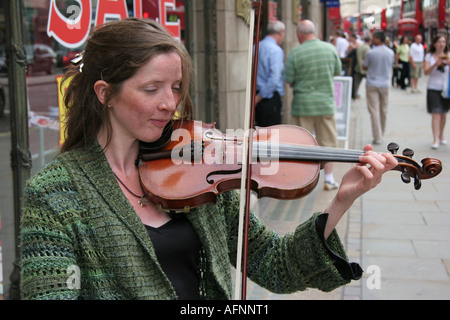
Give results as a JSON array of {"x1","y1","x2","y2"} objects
[{"x1": 150, "y1": 119, "x2": 171, "y2": 127}]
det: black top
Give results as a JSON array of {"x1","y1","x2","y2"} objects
[{"x1": 145, "y1": 214, "x2": 201, "y2": 300}]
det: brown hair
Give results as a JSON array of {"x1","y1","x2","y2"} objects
[
  {"x1": 60, "y1": 18, "x2": 193, "y2": 153},
  {"x1": 429, "y1": 35, "x2": 448, "y2": 54}
]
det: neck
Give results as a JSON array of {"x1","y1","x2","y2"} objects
[
  {"x1": 97, "y1": 128, "x2": 140, "y2": 174},
  {"x1": 269, "y1": 34, "x2": 282, "y2": 46},
  {"x1": 301, "y1": 34, "x2": 315, "y2": 43}
]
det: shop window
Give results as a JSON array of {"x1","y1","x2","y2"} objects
[{"x1": 0, "y1": 0, "x2": 186, "y2": 298}]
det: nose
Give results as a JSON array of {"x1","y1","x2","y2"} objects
[{"x1": 159, "y1": 87, "x2": 179, "y2": 112}]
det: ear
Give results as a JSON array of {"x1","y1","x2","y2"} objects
[{"x1": 94, "y1": 80, "x2": 109, "y2": 105}]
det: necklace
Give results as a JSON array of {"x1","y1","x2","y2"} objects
[{"x1": 113, "y1": 172, "x2": 149, "y2": 207}]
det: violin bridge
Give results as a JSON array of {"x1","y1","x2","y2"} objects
[{"x1": 190, "y1": 140, "x2": 204, "y2": 163}]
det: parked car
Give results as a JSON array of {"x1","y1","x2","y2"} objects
[
  {"x1": 25, "y1": 44, "x2": 57, "y2": 76},
  {"x1": 62, "y1": 49, "x2": 83, "y2": 68}
]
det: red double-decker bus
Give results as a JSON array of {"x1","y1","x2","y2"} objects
[
  {"x1": 342, "y1": 15, "x2": 353, "y2": 34},
  {"x1": 356, "y1": 12, "x2": 373, "y2": 35},
  {"x1": 342, "y1": 13, "x2": 373, "y2": 36},
  {"x1": 423, "y1": 0, "x2": 449, "y2": 44},
  {"x1": 380, "y1": 8, "x2": 387, "y2": 31},
  {"x1": 398, "y1": 0, "x2": 424, "y2": 38},
  {"x1": 445, "y1": 0, "x2": 450, "y2": 29},
  {"x1": 385, "y1": 1, "x2": 402, "y2": 40}
]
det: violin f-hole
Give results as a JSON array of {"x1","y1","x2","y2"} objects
[{"x1": 206, "y1": 167, "x2": 243, "y2": 185}]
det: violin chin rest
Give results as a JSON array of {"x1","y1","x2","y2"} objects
[{"x1": 139, "y1": 121, "x2": 174, "y2": 153}]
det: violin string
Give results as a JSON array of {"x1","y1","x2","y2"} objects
[
  {"x1": 261, "y1": 144, "x2": 360, "y2": 154},
  {"x1": 213, "y1": 142, "x2": 364, "y2": 163},
  {"x1": 207, "y1": 137, "x2": 365, "y2": 158},
  {"x1": 215, "y1": 149, "x2": 362, "y2": 160},
  {"x1": 259, "y1": 144, "x2": 363, "y2": 162}
]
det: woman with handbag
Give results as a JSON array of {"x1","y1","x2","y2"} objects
[{"x1": 423, "y1": 35, "x2": 450, "y2": 149}]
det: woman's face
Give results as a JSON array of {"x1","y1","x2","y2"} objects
[
  {"x1": 107, "y1": 51, "x2": 182, "y2": 143},
  {"x1": 434, "y1": 37, "x2": 447, "y2": 52}
]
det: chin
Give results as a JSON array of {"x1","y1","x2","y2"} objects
[
  {"x1": 138, "y1": 128, "x2": 166, "y2": 144},
  {"x1": 139, "y1": 135, "x2": 162, "y2": 144}
]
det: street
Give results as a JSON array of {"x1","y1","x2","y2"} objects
[{"x1": 245, "y1": 76, "x2": 450, "y2": 300}]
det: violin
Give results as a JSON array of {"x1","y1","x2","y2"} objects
[{"x1": 137, "y1": 119, "x2": 443, "y2": 212}]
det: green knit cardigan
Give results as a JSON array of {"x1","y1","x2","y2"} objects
[{"x1": 19, "y1": 140, "x2": 359, "y2": 300}]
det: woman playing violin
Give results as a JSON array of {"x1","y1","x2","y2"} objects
[{"x1": 19, "y1": 18, "x2": 397, "y2": 300}]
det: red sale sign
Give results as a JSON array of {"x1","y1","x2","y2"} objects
[{"x1": 47, "y1": 0, "x2": 181, "y2": 48}]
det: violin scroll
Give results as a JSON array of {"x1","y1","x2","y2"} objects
[{"x1": 387, "y1": 142, "x2": 442, "y2": 190}]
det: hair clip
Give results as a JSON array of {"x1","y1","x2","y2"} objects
[{"x1": 71, "y1": 51, "x2": 84, "y2": 72}]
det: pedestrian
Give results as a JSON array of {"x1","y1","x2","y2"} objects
[
  {"x1": 395, "y1": 36, "x2": 411, "y2": 90},
  {"x1": 255, "y1": 20, "x2": 285, "y2": 127},
  {"x1": 285, "y1": 20, "x2": 342, "y2": 190},
  {"x1": 334, "y1": 29, "x2": 349, "y2": 58},
  {"x1": 346, "y1": 33, "x2": 361, "y2": 57},
  {"x1": 19, "y1": 18, "x2": 397, "y2": 300},
  {"x1": 328, "y1": 35, "x2": 336, "y2": 46},
  {"x1": 363, "y1": 30, "x2": 395, "y2": 145},
  {"x1": 423, "y1": 35, "x2": 450, "y2": 149},
  {"x1": 353, "y1": 35, "x2": 372, "y2": 99},
  {"x1": 409, "y1": 34, "x2": 425, "y2": 93},
  {"x1": 346, "y1": 33, "x2": 360, "y2": 98},
  {"x1": 391, "y1": 37, "x2": 400, "y2": 87}
]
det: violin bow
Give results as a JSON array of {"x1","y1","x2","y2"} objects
[{"x1": 234, "y1": 0, "x2": 262, "y2": 300}]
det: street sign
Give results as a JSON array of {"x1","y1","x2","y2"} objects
[
  {"x1": 320, "y1": 0, "x2": 340, "y2": 8},
  {"x1": 333, "y1": 76, "x2": 352, "y2": 149}
]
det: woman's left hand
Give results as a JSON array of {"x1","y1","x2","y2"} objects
[
  {"x1": 323, "y1": 145, "x2": 398, "y2": 239},
  {"x1": 336, "y1": 144, "x2": 398, "y2": 207}
]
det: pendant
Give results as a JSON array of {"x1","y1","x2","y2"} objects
[{"x1": 138, "y1": 197, "x2": 148, "y2": 207}]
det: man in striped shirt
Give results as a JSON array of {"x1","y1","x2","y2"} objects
[{"x1": 285, "y1": 20, "x2": 342, "y2": 190}]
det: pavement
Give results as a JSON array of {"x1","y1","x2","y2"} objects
[
  {"x1": 245, "y1": 77, "x2": 450, "y2": 300},
  {"x1": 1, "y1": 76, "x2": 449, "y2": 300}
]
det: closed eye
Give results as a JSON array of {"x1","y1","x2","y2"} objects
[
  {"x1": 143, "y1": 86, "x2": 157, "y2": 94},
  {"x1": 173, "y1": 82, "x2": 182, "y2": 92}
]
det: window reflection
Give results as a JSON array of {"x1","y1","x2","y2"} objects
[{"x1": 0, "y1": 0, "x2": 186, "y2": 299}]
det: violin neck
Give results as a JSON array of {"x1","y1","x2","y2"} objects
[
  {"x1": 139, "y1": 141, "x2": 365, "y2": 165},
  {"x1": 254, "y1": 143, "x2": 363, "y2": 163}
]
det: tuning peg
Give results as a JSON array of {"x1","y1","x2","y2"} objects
[
  {"x1": 402, "y1": 148, "x2": 414, "y2": 158},
  {"x1": 414, "y1": 173, "x2": 422, "y2": 190},
  {"x1": 401, "y1": 171, "x2": 411, "y2": 184},
  {"x1": 387, "y1": 142, "x2": 399, "y2": 154}
]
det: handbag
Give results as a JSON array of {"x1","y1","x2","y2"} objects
[{"x1": 441, "y1": 67, "x2": 450, "y2": 98}]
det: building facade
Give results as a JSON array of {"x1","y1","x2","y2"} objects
[{"x1": 340, "y1": 0, "x2": 393, "y2": 17}]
